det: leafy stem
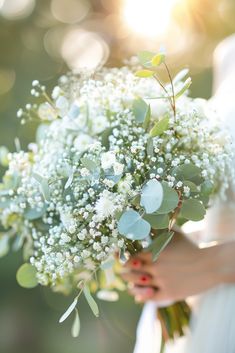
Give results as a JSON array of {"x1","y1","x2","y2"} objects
[{"x1": 163, "y1": 62, "x2": 176, "y2": 119}]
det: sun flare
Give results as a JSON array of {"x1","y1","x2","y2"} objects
[{"x1": 123, "y1": 0, "x2": 178, "y2": 38}]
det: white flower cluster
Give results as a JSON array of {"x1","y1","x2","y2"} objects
[{"x1": 0, "y1": 63, "x2": 234, "y2": 292}]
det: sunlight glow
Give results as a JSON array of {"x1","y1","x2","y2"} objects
[{"x1": 123, "y1": 0, "x2": 178, "y2": 38}]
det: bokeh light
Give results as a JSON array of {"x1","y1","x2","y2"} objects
[
  {"x1": 0, "y1": 0, "x2": 35, "y2": 20},
  {"x1": 0, "y1": 69, "x2": 15, "y2": 95},
  {"x1": 51, "y1": 0, "x2": 90, "y2": 24},
  {"x1": 61, "y1": 29, "x2": 109, "y2": 71},
  {"x1": 123, "y1": 0, "x2": 178, "y2": 38}
]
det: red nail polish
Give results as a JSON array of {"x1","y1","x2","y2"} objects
[
  {"x1": 140, "y1": 275, "x2": 149, "y2": 283},
  {"x1": 132, "y1": 259, "x2": 141, "y2": 268}
]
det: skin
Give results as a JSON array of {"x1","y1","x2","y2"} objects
[{"x1": 121, "y1": 233, "x2": 235, "y2": 303}]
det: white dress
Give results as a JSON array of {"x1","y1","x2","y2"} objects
[{"x1": 134, "y1": 35, "x2": 235, "y2": 353}]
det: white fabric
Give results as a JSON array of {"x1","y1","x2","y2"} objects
[{"x1": 133, "y1": 35, "x2": 235, "y2": 353}]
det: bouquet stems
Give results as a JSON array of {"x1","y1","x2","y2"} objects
[{"x1": 158, "y1": 301, "x2": 191, "y2": 349}]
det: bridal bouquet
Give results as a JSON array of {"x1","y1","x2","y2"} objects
[{"x1": 0, "y1": 51, "x2": 233, "y2": 343}]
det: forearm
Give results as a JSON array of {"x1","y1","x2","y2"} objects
[{"x1": 201, "y1": 241, "x2": 235, "y2": 285}]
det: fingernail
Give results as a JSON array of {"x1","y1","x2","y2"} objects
[
  {"x1": 140, "y1": 275, "x2": 150, "y2": 283},
  {"x1": 131, "y1": 259, "x2": 141, "y2": 268}
]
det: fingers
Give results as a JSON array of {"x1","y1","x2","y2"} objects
[
  {"x1": 129, "y1": 285, "x2": 156, "y2": 302},
  {"x1": 124, "y1": 255, "x2": 156, "y2": 276},
  {"x1": 121, "y1": 270, "x2": 153, "y2": 286},
  {"x1": 129, "y1": 285, "x2": 168, "y2": 303}
]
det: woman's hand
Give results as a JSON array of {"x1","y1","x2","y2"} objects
[{"x1": 121, "y1": 233, "x2": 235, "y2": 303}]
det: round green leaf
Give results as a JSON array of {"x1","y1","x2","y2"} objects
[
  {"x1": 201, "y1": 180, "x2": 214, "y2": 195},
  {"x1": 180, "y1": 199, "x2": 206, "y2": 221},
  {"x1": 16, "y1": 263, "x2": 38, "y2": 289},
  {"x1": 140, "y1": 179, "x2": 163, "y2": 214},
  {"x1": 173, "y1": 163, "x2": 202, "y2": 185},
  {"x1": 143, "y1": 213, "x2": 169, "y2": 229},
  {"x1": 118, "y1": 209, "x2": 151, "y2": 240},
  {"x1": 132, "y1": 98, "x2": 150, "y2": 124},
  {"x1": 157, "y1": 182, "x2": 179, "y2": 214}
]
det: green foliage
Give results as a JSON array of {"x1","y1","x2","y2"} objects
[
  {"x1": 183, "y1": 181, "x2": 198, "y2": 193},
  {"x1": 81, "y1": 157, "x2": 97, "y2": 172},
  {"x1": 118, "y1": 209, "x2": 151, "y2": 240},
  {"x1": 59, "y1": 297, "x2": 78, "y2": 323},
  {"x1": 132, "y1": 98, "x2": 150, "y2": 129},
  {"x1": 83, "y1": 285, "x2": 99, "y2": 317},
  {"x1": 135, "y1": 69, "x2": 154, "y2": 78},
  {"x1": 172, "y1": 69, "x2": 189, "y2": 85},
  {"x1": 146, "y1": 137, "x2": 154, "y2": 157},
  {"x1": 137, "y1": 51, "x2": 155, "y2": 68},
  {"x1": 157, "y1": 182, "x2": 179, "y2": 214},
  {"x1": 201, "y1": 180, "x2": 214, "y2": 195},
  {"x1": 175, "y1": 78, "x2": 192, "y2": 99},
  {"x1": 140, "y1": 179, "x2": 163, "y2": 214},
  {"x1": 16, "y1": 263, "x2": 38, "y2": 289},
  {"x1": 0, "y1": 146, "x2": 9, "y2": 167},
  {"x1": 24, "y1": 205, "x2": 47, "y2": 220},
  {"x1": 143, "y1": 213, "x2": 169, "y2": 229},
  {"x1": 71, "y1": 309, "x2": 80, "y2": 338},
  {"x1": 180, "y1": 199, "x2": 206, "y2": 221},
  {"x1": 0, "y1": 234, "x2": 9, "y2": 257},
  {"x1": 148, "y1": 231, "x2": 174, "y2": 261},
  {"x1": 150, "y1": 116, "x2": 169, "y2": 137},
  {"x1": 173, "y1": 163, "x2": 202, "y2": 185},
  {"x1": 151, "y1": 53, "x2": 165, "y2": 67},
  {"x1": 32, "y1": 173, "x2": 50, "y2": 202}
]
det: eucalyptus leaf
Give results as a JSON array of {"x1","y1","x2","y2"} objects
[
  {"x1": 135, "y1": 69, "x2": 154, "y2": 78},
  {"x1": 16, "y1": 263, "x2": 38, "y2": 289},
  {"x1": 101, "y1": 127, "x2": 113, "y2": 149},
  {"x1": 100, "y1": 256, "x2": 115, "y2": 270},
  {"x1": 148, "y1": 231, "x2": 174, "y2": 261},
  {"x1": 118, "y1": 209, "x2": 151, "y2": 240},
  {"x1": 24, "y1": 205, "x2": 47, "y2": 220},
  {"x1": 83, "y1": 285, "x2": 99, "y2": 317},
  {"x1": 180, "y1": 199, "x2": 206, "y2": 221},
  {"x1": 143, "y1": 213, "x2": 169, "y2": 229},
  {"x1": 140, "y1": 179, "x2": 163, "y2": 213},
  {"x1": 183, "y1": 181, "x2": 198, "y2": 193},
  {"x1": 173, "y1": 164, "x2": 202, "y2": 185},
  {"x1": 146, "y1": 137, "x2": 154, "y2": 157},
  {"x1": 59, "y1": 297, "x2": 78, "y2": 323},
  {"x1": 157, "y1": 182, "x2": 179, "y2": 214},
  {"x1": 151, "y1": 53, "x2": 165, "y2": 66},
  {"x1": 68, "y1": 104, "x2": 80, "y2": 119},
  {"x1": 97, "y1": 290, "x2": 119, "y2": 302},
  {"x1": 0, "y1": 234, "x2": 9, "y2": 257},
  {"x1": 132, "y1": 98, "x2": 150, "y2": 125},
  {"x1": 172, "y1": 68, "x2": 189, "y2": 84},
  {"x1": 32, "y1": 173, "x2": 50, "y2": 202},
  {"x1": 71, "y1": 309, "x2": 80, "y2": 338},
  {"x1": 150, "y1": 116, "x2": 169, "y2": 137},
  {"x1": 0, "y1": 146, "x2": 9, "y2": 167},
  {"x1": 175, "y1": 78, "x2": 192, "y2": 99},
  {"x1": 81, "y1": 157, "x2": 97, "y2": 172},
  {"x1": 201, "y1": 180, "x2": 214, "y2": 195},
  {"x1": 137, "y1": 51, "x2": 155, "y2": 67},
  {"x1": 65, "y1": 172, "x2": 74, "y2": 189}
]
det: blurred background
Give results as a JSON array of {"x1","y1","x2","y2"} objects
[{"x1": 0, "y1": 0, "x2": 235, "y2": 352}]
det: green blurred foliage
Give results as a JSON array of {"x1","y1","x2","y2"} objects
[{"x1": 0, "y1": 0, "x2": 234, "y2": 352}]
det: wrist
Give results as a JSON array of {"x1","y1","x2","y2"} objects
[{"x1": 217, "y1": 242, "x2": 235, "y2": 283}]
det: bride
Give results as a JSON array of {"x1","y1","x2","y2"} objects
[{"x1": 121, "y1": 34, "x2": 235, "y2": 353}]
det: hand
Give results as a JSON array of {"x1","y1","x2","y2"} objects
[{"x1": 121, "y1": 233, "x2": 235, "y2": 303}]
